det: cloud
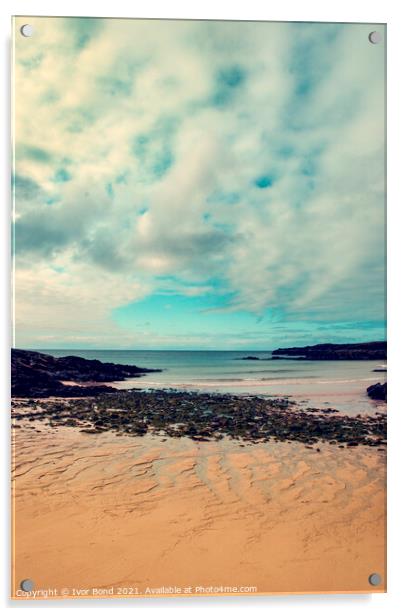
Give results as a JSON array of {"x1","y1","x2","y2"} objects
[
  {"x1": 14, "y1": 258, "x2": 150, "y2": 347},
  {"x1": 13, "y1": 18, "x2": 386, "y2": 348}
]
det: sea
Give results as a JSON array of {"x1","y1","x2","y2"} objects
[{"x1": 38, "y1": 350, "x2": 387, "y2": 416}]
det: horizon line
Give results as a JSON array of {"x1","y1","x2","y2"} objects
[{"x1": 14, "y1": 339, "x2": 387, "y2": 353}]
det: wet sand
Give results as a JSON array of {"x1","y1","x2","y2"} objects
[{"x1": 12, "y1": 413, "x2": 386, "y2": 598}]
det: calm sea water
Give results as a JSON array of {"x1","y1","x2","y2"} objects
[{"x1": 38, "y1": 350, "x2": 387, "y2": 415}]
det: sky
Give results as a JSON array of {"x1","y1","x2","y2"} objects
[{"x1": 13, "y1": 17, "x2": 386, "y2": 350}]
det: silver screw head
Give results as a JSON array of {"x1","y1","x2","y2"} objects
[
  {"x1": 20, "y1": 578, "x2": 34, "y2": 592},
  {"x1": 368, "y1": 31, "x2": 382, "y2": 44},
  {"x1": 368, "y1": 572, "x2": 382, "y2": 586},
  {"x1": 20, "y1": 24, "x2": 34, "y2": 37}
]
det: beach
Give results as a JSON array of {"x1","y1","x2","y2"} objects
[{"x1": 11, "y1": 380, "x2": 386, "y2": 598}]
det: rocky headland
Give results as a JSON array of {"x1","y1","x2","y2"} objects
[
  {"x1": 272, "y1": 341, "x2": 387, "y2": 361},
  {"x1": 11, "y1": 349, "x2": 161, "y2": 398}
]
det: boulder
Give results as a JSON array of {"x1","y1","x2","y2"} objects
[{"x1": 366, "y1": 382, "x2": 387, "y2": 401}]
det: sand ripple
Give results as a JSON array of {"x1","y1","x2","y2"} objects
[{"x1": 12, "y1": 420, "x2": 386, "y2": 597}]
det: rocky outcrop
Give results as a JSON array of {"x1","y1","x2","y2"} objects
[
  {"x1": 367, "y1": 382, "x2": 387, "y2": 401},
  {"x1": 11, "y1": 349, "x2": 160, "y2": 398},
  {"x1": 272, "y1": 341, "x2": 387, "y2": 361}
]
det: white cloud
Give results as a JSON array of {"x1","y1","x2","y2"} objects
[{"x1": 13, "y1": 18, "x2": 386, "y2": 347}]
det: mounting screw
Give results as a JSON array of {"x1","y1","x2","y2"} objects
[
  {"x1": 20, "y1": 24, "x2": 34, "y2": 37},
  {"x1": 368, "y1": 31, "x2": 382, "y2": 45},
  {"x1": 368, "y1": 572, "x2": 381, "y2": 586},
  {"x1": 20, "y1": 579, "x2": 34, "y2": 591}
]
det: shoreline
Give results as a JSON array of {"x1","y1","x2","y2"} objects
[{"x1": 12, "y1": 348, "x2": 387, "y2": 400}]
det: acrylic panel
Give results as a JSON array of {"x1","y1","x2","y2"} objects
[{"x1": 11, "y1": 16, "x2": 387, "y2": 599}]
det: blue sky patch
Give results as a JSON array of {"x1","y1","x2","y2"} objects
[
  {"x1": 53, "y1": 168, "x2": 72, "y2": 183},
  {"x1": 254, "y1": 175, "x2": 274, "y2": 189}
]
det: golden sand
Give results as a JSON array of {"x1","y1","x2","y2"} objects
[{"x1": 12, "y1": 419, "x2": 386, "y2": 599}]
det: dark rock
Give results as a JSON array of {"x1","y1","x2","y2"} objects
[
  {"x1": 11, "y1": 389, "x2": 386, "y2": 450},
  {"x1": 272, "y1": 341, "x2": 387, "y2": 361},
  {"x1": 367, "y1": 382, "x2": 387, "y2": 401},
  {"x1": 11, "y1": 348, "x2": 160, "y2": 398}
]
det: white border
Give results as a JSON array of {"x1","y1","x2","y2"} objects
[{"x1": 1, "y1": 1, "x2": 403, "y2": 614}]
